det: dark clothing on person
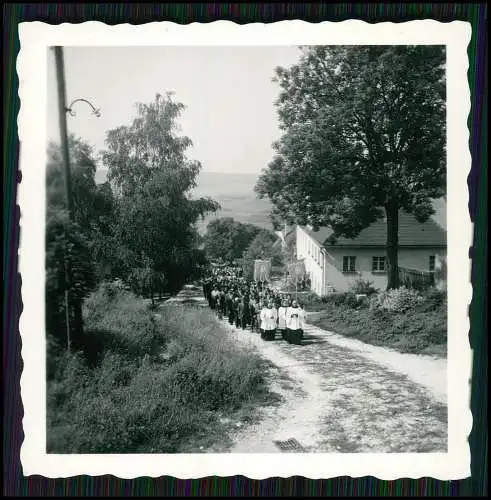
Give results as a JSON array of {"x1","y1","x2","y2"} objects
[
  {"x1": 202, "y1": 264, "x2": 295, "y2": 340},
  {"x1": 233, "y1": 299, "x2": 240, "y2": 328},
  {"x1": 226, "y1": 294, "x2": 234, "y2": 323},
  {"x1": 239, "y1": 300, "x2": 250, "y2": 329},
  {"x1": 249, "y1": 302, "x2": 258, "y2": 331},
  {"x1": 286, "y1": 328, "x2": 303, "y2": 345}
]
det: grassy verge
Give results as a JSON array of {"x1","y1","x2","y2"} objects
[
  {"x1": 47, "y1": 283, "x2": 272, "y2": 453},
  {"x1": 305, "y1": 294, "x2": 447, "y2": 357}
]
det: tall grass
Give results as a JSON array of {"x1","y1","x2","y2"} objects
[{"x1": 47, "y1": 285, "x2": 269, "y2": 453}]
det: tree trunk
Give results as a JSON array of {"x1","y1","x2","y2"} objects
[
  {"x1": 72, "y1": 299, "x2": 84, "y2": 348},
  {"x1": 385, "y1": 202, "x2": 400, "y2": 290}
]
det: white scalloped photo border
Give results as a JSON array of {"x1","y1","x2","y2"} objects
[{"x1": 17, "y1": 19, "x2": 472, "y2": 480}]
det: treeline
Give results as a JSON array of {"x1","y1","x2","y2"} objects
[
  {"x1": 202, "y1": 217, "x2": 291, "y2": 277},
  {"x1": 46, "y1": 93, "x2": 219, "y2": 349}
]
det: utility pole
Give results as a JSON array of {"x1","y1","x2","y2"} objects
[
  {"x1": 54, "y1": 46, "x2": 82, "y2": 348},
  {"x1": 54, "y1": 47, "x2": 75, "y2": 220}
]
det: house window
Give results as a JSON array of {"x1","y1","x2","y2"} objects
[
  {"x1": 372, "y1": 256, "x2": 386, "y2": 272},
  {"x1": 429, "y1": 255, "x2": 436, "y2": 272},
  {"x1": 429, "y1": 255, "x2": 436, "y2": 286},
  {"x1": 343, "y1": 256, "x2": 356, "y2": 273}
]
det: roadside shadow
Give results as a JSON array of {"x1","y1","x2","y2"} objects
[
  {"x1": 82, "y1": 328, "x2": 163, "y2": 368},
  {"x1": 267, "y1": 334, "x2": 329, "y2": 346},
  {"x1": 301, "y1": 339, "x2": 329, "y2": 346},
  {"x1": 295, "y1": 333, "x2": 330, "y2": 346}
]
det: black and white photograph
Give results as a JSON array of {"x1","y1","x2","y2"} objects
[{"x1": 18, "y1": 21, "x2": 472, "y2": 479}]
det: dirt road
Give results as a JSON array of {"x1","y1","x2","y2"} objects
[{"x1": 175, "y1": 285, "x2": 448, "y2": 453}]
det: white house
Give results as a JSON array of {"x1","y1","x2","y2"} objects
[{"x1": 296, "y1": 209, "x2": 447, "y2": 295}]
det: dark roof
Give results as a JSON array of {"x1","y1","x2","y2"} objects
[
  {"x1": 303, "y1": 226, "x2": 335, "y2": 245},
  {"x1": 302, "y1": 209, "x2": 446, "y2": 248}
]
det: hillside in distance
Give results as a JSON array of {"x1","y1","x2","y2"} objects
[
  {"x1": 191, "y1": 172, "x2": 447, "y2": 233},
  {"x1": 95, "y1": 169, "x2": 445, "y2": 233},
  {"x1": 94, "y1": 169, "x2": 273, "y2": 233},
  {"x1": 191, "y1": 171, "x2": 274, "y2": 234}
]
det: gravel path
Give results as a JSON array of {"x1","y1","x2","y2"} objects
[{"x1": 174, "y1": 285, "x2": 448, "y2": 453}]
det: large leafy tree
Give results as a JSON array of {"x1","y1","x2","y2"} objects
[
  {"x1": 46, "y1": 136, "x2": 112, "y2": 346},
  {"x1": 256, "y1": 46, "x2": 446, "y2": 289},
  {"x1": 203, "y1": 217, "x2": 263, "y2": 263},
  {"x1": 102, "y1": 93, "x2": 219, "y2": 294},
  {"x1": 242, "y1": 229, "x2": 284, "y2": 278},
  {"x1": 47, "y1": 137, "x2": 117, "y2": 280}
]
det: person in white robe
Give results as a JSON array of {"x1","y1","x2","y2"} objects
[
  {"x1": 285, "y1": 300, "x2": 305, "y2": 345},
  {"x1": 260, "y1": 300, "x2": 278, "y2": 341},
  {"x1": 277, "y1": 298, "x2": 288, "y2": 340}
]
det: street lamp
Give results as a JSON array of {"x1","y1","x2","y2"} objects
[
  {"x1": 66, "y1": 98, "x2": 101, "y2": 118},
  {"x1": 54, "y1": 46, "x2": 101, "y2": 349}
]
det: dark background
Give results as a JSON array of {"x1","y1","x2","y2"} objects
[{"x1": 3, "y1": 3, "x2": 487, "y2": 497}]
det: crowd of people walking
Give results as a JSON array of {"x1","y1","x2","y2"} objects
[{"x1": 201, "y1": 264, "x2": 306, "y2": 345}]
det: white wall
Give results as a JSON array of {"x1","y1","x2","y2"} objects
[
  {"x1": 296, "y1": 226, "x2": 446, "y2": 295},
  {"x1": 296, "y1": 226, "x2": 326, "y2": 295},
  {"x1": 323, "y1": 247, "x2": 447, "y2": 293}
]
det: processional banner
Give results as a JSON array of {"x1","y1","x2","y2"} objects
[
  {"x1": 253, "y1": 259, "x2": 271, "y2": 282},
  {"x1": 288, "y1": 260, "x2": 306, "y2": 282}
]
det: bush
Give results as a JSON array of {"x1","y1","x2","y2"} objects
[
  {"x1": 321, "y1": 294, "x2": 336, "y2": 304},
  {"x1": 82, "y1": 284, "x2": 160, "y2": 364},
  {"x1": 371, "y1": 286, "x2": 424, "y2": 313},
  {"x1": 342, "y1": 292, "x2": 360, "y2": 308},
  {"x1": 421, "y1": 288, "x2": 447, "y2": 310},
  {"x1": 47, "y1": 289, "x2": 270, "y2": 453},
  {"x1": 309, "y1": 296, "x2": 447, "y2": 356},
  {"x1": 84, "y1": 280, "x2": 131, "y2": 311},
  {"x1": 304, "y1": 291, "x2": 321, "y2": 303},
  {"x1": 46, "y1": 334, "x2": 64, "y2": 380},
  {"x1": 321, "y1": 292, "x2": 360, "y2": 308},
  {"x1": 45, "y1": 210, "x2": 97, "y2": 342},
  {"x1": 350, "y1": 278, "x2": 379, "y2": 296}
]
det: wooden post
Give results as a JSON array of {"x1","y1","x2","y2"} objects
[
  {"x1": 54, "y1": 47, "x2": 75, "y2": 220},
  {"x1": 54, "y1": 46, "x2": 83, "y2": 347}
]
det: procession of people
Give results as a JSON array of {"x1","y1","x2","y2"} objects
[{"x1": 201, "y1": 263, "x2": 306, "y2": 345}]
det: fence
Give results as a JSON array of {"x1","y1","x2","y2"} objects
[{"x1": 398, "y1": 267, "x2": 435, "y2": 291}]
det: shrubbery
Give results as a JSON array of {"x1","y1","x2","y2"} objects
[
  {"x1": 321, "y1": 292, "x2": 359, "y2": 308},
  {"x1": 47, "y1": 285, "x2": 270, "y2": 453},
  {"x1": 303, "y1": 291, "x2": 322, "y2": 304},
  {"x1": 370, "y1": 286, "x2": 424, "y2": 313},
  {"x1": 308, "y1": 286, "x2": 447, "y2": 356},
  {"x1": 318, "y1": 286, "x2": 424, "y2": 313},
  {"x1": 350, "y1": 278, "x2": 379, "y2": 296},
  {"x1": 313, "y1": 285, "x2": 442, "y2": 317},
  {"x1": 418, "y1": 288, "x2": 447, "y2": 312}
]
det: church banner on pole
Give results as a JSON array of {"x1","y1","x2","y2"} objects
[
  {"x1": 288, "y1": 260, "x2": 306, "y2": 282},
  {"x1": 254, "y1": 259, "x2": 272, "y2": 282}
]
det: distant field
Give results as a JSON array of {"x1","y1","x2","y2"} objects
[
  {"x1": 95, "y1": 169, "x2": 273, "y2": 233},
  {"x1": 94, "y1": 169, "x2": 445, "y2": 233},
  {"x1": 191, "y1": 171, "x2": 273, "y2": 233}
]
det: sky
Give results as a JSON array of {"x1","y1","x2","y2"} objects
[{"x1": 47, "y1": 46, "x2": 302, "y2": 174}]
